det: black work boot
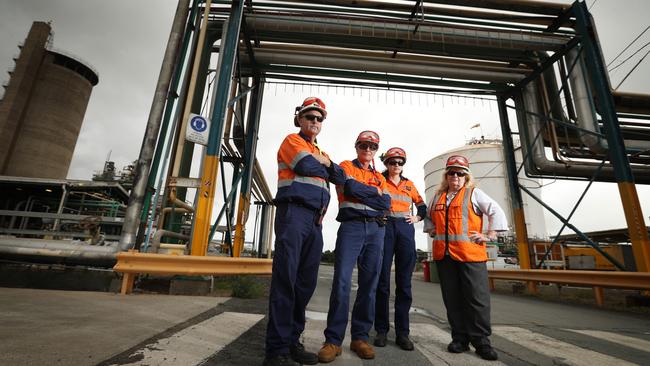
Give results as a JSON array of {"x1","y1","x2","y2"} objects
[
  {"x1": 374, "y1": 333, "x2": 387, "y2": 347},
  {"x1": 262, "y1": 354, "x2": 300, "y2": 366},
  {"x1": 447, "y1": 341, "x2": 470, "y2": 353},
  {"x1": 396, "y1": 335, "x2": 414, "y2": 351},
  {"x1": 290, "y1": 342, "x2": 318, "y2": 365},
  {"x1": 475, "y1": 345, "x2": 499, "y2": 361}
]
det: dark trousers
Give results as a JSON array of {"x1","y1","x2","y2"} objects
[
  {"x1": 375, "y1": 219, "x2": 416, "y2": 337},
  {"x1": 324, "y1": 220, "x2": 384, "y2": 345},
  {"x1": 265, "y1": 203, "x2": 324, "y2": 357},
  {"x1": 436, "y1": 255, "x2": 492, "y2": 347}
]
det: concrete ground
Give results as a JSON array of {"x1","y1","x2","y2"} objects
[{"x1": 0, "y1": 288, "x2": 228, "y2": 365}]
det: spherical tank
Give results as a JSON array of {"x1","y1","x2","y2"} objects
[
  {"x1": 3, "y1": 51, "x2": 98, "y2": 179},
  {"x1": 423, "y1": 141, "x2": 547, "y2": 252}
]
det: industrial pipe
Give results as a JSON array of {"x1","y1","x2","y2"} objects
[
  {"x1": 150, "y1": 230, "x2": 190, "y2": 253},
  {"x1": 0, "y1": 238, "x2": 118, "y2": 267},
  {"x1": 119, "y1": 0, "x2": 191, "y2": 251}
]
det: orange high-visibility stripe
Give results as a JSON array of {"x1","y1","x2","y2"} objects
[{"x1": 337, "y1": 160, "x2": 388, "y2": 207}]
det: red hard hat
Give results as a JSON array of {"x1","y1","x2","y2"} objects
[
  {"x1": 296, "y1": 97, "x2": 327, "y2": 118},
  {"x1": 446, "y1": 155, "x2": 470, "y2": 171},
  {"x1": 381, "y1": 147, "x2": 406, "y2": 163},
  {"x1": 355, "y1": 130, "x2": 380, "y2": 145}
]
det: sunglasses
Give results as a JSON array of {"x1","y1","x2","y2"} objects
[
  {"x1": 303, "y1": 114, "x2": 324, "y2": 122},
  {"x1": 388, "y1": 160, "x2": 405, "y2": 166},
  {"x1": 447, "y1": 170, "x2": 467, "y2": 177},
  {"x1": 357, "y1": 143, "x2": 378, "y2": 151}
]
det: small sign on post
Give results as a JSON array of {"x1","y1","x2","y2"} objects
[{"x1": 186, "y1": 113, "x2": 210, "y2": 146}]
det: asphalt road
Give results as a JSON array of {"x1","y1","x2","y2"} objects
[{"x1": 2, "y1": 264, "x2": 650, "y2": 366}]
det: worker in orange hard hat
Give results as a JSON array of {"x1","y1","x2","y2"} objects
[
  {"x1": 318, "y1": 130, "x2": 391, "y2": 363},
  {"x1": 373, "y1": 147, "x2": 426, "y2": 351},
  {"x1": 423, "y1": 154, "x2": 508, "y2": 361},
  {"x1": 264, "y1": 97, "x2": 345, "y2": 366}
]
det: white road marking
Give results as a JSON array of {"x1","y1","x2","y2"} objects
[
  {"x1": 565, "y1": 329, "x2": 650, "y2": 354},
  {"x1": 494, "y1": 326, "x2": 638, "y2": 366},
  {"x1": 109, "y1": 312, "x2": 263, "y2": 366},
  {"x1": 410, "y1": 323, "x2": 507, "y2": 366}
]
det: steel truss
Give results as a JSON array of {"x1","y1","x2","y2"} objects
[{"x1": 122, "y1": 0, "x2": 650, "y2": 274}]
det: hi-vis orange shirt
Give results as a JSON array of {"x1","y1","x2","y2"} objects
[
  {"x1": 275, "y1": 132, "x2": 345, "y2": 211},
  {"x1": 430, "y1": 187, "x2": 486, "y2": 262},
  {"x1": 384, "y1": 176, "x2": 427, "y2": 219},
  {"x1": 335, "y1": 159, "x2": 391, "y2": 221}
]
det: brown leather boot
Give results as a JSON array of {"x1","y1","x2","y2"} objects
[
  {"x1": 350, "y1": 340, "x2": 375, "y2": 359},
  {"x1": 317, "y1": 343, "x2": 342, "y2": 363}
]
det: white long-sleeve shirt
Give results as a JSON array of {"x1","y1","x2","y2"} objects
[{"x1": 423, "y1": 187, "x2": 509, "y2": 234}]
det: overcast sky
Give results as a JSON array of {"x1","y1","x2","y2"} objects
[{"x1": 1, "y1": 0, "x2": 649, "y2": 251}]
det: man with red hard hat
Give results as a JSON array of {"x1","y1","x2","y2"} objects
[
  {"x1": 373, "y1": 147, "x2": 427, "y2": 351},
  {"x1": 264, "y1": 97, "x2": 345, "y2": 366},
  {"x1": 423, "y1": 154, "x2": 507, "y2": 361},
  {"x1": 318, "y1": 130, "x2": 391, "y2": 363}
]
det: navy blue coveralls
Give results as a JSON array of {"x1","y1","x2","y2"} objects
[
  {"x1": 265, "y1": 132, "x2": 345, "y2": 358},
  {"x1": 323, "y1": 159, "x2": 391, "y2": 345},
  {"x1": 374, "y1": 174, "x2": 427, "y2": 338}
]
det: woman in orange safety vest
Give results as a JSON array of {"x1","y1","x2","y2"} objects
[
  {"x1": 423, "y1": 154, "x2": 507, "y2": 361},
  {"x1": 373, "y1": 147, "x2": 426, "y2": 351}
]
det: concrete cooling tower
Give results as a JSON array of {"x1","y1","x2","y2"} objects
[{"x1": 0, "y1": 21, "x2": 98, "y2": 179}]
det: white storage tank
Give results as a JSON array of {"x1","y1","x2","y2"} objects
[{"x1": 423, "y1": 140, "x2": 546, "y2": 252}]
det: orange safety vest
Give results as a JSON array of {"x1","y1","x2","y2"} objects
[
  {"x1": 385, "y1": 178, "x2": 424, "y2": 218},
  {"x1": 430, "y1": 187, "x2": 486, "y2": 262}
]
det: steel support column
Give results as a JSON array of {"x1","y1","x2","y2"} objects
[
  {"x1": 497, "y1": 97, "x2": 532, "y2": 270},
  {"x1": 573, "y1": 1, "x2": 650, "y2": 272},
  {"x1": 190, "y1": 0, "x2": 245, "y2": 255},
  {"x1": 233, "y1": 77, "x2": 264, "y2": 257},
  {"x1": 119, "y1": 0, "x2": 191, "y2": 250}
]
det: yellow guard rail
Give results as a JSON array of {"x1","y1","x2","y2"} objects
[
  {"x1": 488, "y1": 269, "x2": 650, "y2": 306},
  {"x1": 114, "y1": 251, "x2": 272, "y2": 294}
]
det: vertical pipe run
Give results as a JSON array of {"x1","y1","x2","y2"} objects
[
  {"x1": 233, "y1": 77, "x2": 264, "y2": 257},
  {"x1": 573, "y1": 2, "x2": 650, "y2": 272},
  {"x1": 497, "y1": 96, "x2": 532, "y2": 270},
  {"x1": 191, "y1": 0, "x2": 245, "y2": 256},
  {"x1": 119, "y1": 0, "x2": 191, "y2": 251}
]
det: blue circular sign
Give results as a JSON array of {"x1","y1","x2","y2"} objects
[{"x1": 190, "y1": 116, "x2": 207, "y2": 132}]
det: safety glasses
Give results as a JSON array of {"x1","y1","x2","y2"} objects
[
  {"x1": 357, "y1": 143, "x2": 379, "y2": 151},
  {"x1": 303, "y1": 114, "x2": 324, "y2": 122},
  {"x1": 446, "y1": 170, "x2": 467, "y2": 177},
  {"x1": 387, "y1": 160, "x2": 405, "y2": 166}
]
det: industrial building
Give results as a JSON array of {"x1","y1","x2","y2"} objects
[{"x1": 0, "y1": 21, "x2": 98, "y2": 179}]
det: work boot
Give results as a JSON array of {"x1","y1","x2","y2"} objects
[
  {"x1": 396, "y1": 335, "x2": 414, "y2": 351},
  {"x1": 318, "y1": 343, "x2": 342, "y2": 363},
  {"x1": 290, "y1": 342, "x2": 318, "y2": 365},
  {"x1": 350, "y1": 339, "x2": 375, "y2": 359},
  {"x1": 262, "y1": 354, "x2": 300, "y2": 366},
  {"x1": 447, "y1": 341, "x2": 470, "y2": 353},
  {"x1": 374, "y1": 333, "x2": 387, "y2": 347},
  {"x1": 475, "y1": 345, "x2": 499, "y2": 361}
]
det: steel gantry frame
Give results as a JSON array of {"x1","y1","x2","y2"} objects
[{"x1": 118, "y1": 0, "x2": 650, "y2": 277}]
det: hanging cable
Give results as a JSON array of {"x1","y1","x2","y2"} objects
[
  {"x1": 615, "y1": 49, "x2": 650, "y2": 90},
  {"x1": 606, "y1": 25, "x2": 649, "y2": 68},
  {"x1": 608, "y1": 40, "x2": 650, "y2": 72}
]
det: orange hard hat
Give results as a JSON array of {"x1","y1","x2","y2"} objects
[
  {"x1": 355, "y1": 130, "x2": 380, "y2": 145},
  {"x1": 381, "y1": 147, "x2": 406, "y2": 163},
  {"x1": 446, "y1": 155, "x2": 470, "y2": 171}
]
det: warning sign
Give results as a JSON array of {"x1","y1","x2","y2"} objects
[{"x1": 186, "y1": 113, "x2": 210, "y2": 146}]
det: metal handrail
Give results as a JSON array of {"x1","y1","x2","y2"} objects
[
  {"x1": 488, "y1": 269, "x2": 650, "y2": 290},
  {"x1": 113, "y1": 251, "x2": 272, "y2": 294}
]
